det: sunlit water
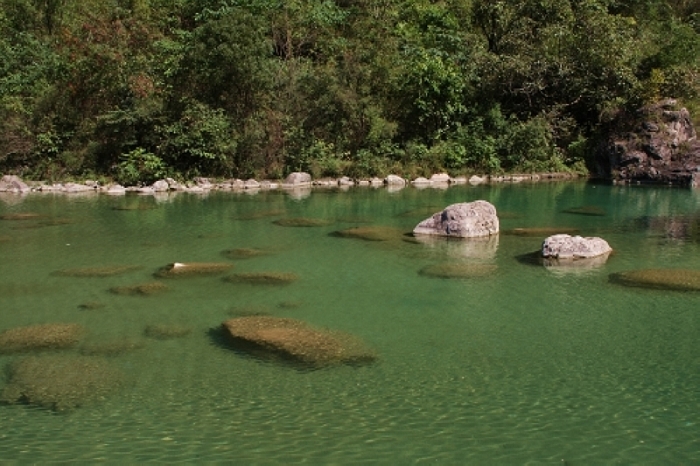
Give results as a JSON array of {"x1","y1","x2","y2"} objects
[{"x1": 0, "y1": 181, "x2": 699, "y2": 463}]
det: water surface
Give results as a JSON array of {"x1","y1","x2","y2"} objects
[{"x1": 1, "y1": 182, "x2": 699, "y2": 463}]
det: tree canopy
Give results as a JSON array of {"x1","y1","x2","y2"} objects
[{"x1": 0, "y1": 0, "x2": 698, "y2": 182}]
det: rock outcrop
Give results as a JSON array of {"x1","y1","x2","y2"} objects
[
  {"x1": 596, "y1": 99, "x2": 700, "y2": 186},
  {"x1": 413, "y1": 200, "x2": 499, "y2": 238},
  {"x1": 221, "y1": 316, "x2": 376, "y2": 367},
  {"x1": 541, "y1": 234, "x2": 612, "y2": 260}
]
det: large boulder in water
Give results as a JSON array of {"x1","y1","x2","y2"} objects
[
  {"x1": 221, "y1": 316, "x2": 376, "y2": 368},
  {"x1": 541, "y1": 234, "x2": 612, "y2": 260},
  {"x1": 413, "y1": 200, "x2": 499, "y2": 238}
]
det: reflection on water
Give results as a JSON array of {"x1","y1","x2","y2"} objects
[{"x1": 0, "y1": 182, "x2": 699, "y2": 462}]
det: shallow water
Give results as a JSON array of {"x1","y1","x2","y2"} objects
[{"x1": 1, "y1": 182, "x2": 699, "y2": 463}]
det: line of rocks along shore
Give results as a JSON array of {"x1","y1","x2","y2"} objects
[{"x1": 0, "y1": 172, "x2": 581, "y2": 196}]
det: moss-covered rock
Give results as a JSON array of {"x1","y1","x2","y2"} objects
[
  {"x1": 273, "y1": 217, "x2": 331, "y2": 227},
  {"x1": 0, "y1": 323, "x2": 85, "y2": 353},
  {"x1": 0, "y1": 355, "x2": 125, "y2": 411},
  {"x1": 502, "y1": 227, "x2": 580, "y2": 237},
  {"x1": 224, "y1": 272, "x2": 299, "y2": 285},
  {"x1": 144, "y1": 324, "x2": 192, "y2": 339},
  {"x1": 419, "y1": 263, "x2": 497, "y2": 279},
  {"x1": 221, "y1": 248, "x2": 270, "y2": 260},
  {"x1": 221, "y1": 316, "x2": 377, "y2": 368},
  {"x1": 330, "y1": 226, "x2": 403, "y2": 242},
  {"x1": 154, "y1": 262, "x2": 232, "y2": 278},
  {"x1": 609, "y1": 269, "x2": 700, "y2": 291},
  {"x1": 109, "y1": 281, "x2": 168, "y2": 296},
  {"x1": 54, "y1": 265, "x2": 143, "y2": 277}
]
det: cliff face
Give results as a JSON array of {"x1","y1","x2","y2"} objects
[{"x1": 596, "y1": 99, "x2": 700, "y2": 187}]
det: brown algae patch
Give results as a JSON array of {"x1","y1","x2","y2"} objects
[
  {"x1": 224, "y1": 272, "x2": 299, "y2": 285},
  {"x1": 0, "y1": 355, "x2": 126, "y2": 411},
  {"x1": 221, "y1": 248, "x2": 271, "y2": 260},
  {"x1": 503, "y1": 227, "x2": 580, "y2": 237},
  {"x1": 54, "y1": 265, "x2": 143, "y2": 277},
  {"x1": 330, "y1": 226, "x2": 403, "y2": 242},
  {"x1": 609, "y1": 269, "x2": 700, "y2": 291},
  {"x1": 419, "y1": 263, "x2": 497, "y2": 279},
  {"x1": 0, "y1": 323, "x2": 85, "y2": 353},
  {"x1": 154, "y1": 262, "x2": 233, "y2": 278},
  {"x1": 109, "y1": 281, "x2": 168, "y2": 296},
  {"x1": 221, "y1": 316, "x2": 377, "y2": 368},
  {"x1": 144, "y1": 324, "x2": 193, "y2": 339},
  {"x1": 273, "y1": 217, "x2": 332, "y2": 227}
]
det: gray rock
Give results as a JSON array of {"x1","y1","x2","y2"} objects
[
  {"x1": 430, "y1": 173, "x2": 451, "y2": 183},
  {"x1": 541, "y1": 234, "x2": 612, "y2": 259},
  {"x1": 385, "y1": 175, "x2": 406, "y2": 186},
  {"x1": 413, "y1": 200, "x2": 499, "y2": 238},
  {"x1": 284, "y1": 172, "x2": 312, "y2": 186},
  {"x1": 596, "y1": 100, "x2": 700, "y2": 186},
  {"x1": 0, "y1": 175, "x2": 30, "y2": 193},
  {"x1": 468, "y1": 175, "x2": 485, "y2": 185},
  {"x1": 244, "y1": 179, "x2": 260, "y2": 189},
  {"x1": 152, "y1": 180, "x2": 170, "y2": 192}
]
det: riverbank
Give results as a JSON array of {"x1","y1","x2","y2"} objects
[{"x1": 0, "y1": 172, "x2": 583, "y2": 197}]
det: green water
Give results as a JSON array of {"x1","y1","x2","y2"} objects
[{"x1": 0, "y1": 182, "x2": 699, "y2": 463}]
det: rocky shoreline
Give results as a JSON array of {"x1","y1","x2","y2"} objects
[{"x1": 0, "y1": 172, "x2": 581, "y2": 197}]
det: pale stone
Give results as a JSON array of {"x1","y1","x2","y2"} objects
[
  {"x1": 413, "y1": 200, "x2": 499, "y2": 238},
  {"x1": 541, "y1": 234, "x2": 612, "y2": 259}
]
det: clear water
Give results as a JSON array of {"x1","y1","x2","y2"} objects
[{"x1": 0, "y1": 182, "x2": 699, "y2": 463}]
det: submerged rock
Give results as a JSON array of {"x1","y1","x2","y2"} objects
[
  {"x1": 609, "y1": 268, "x2": 700, "y2": 291},
  {"x1": 0, "y1": 212, "x2": 40, "y2": 220},
  {"x1": 413, "y1": 200, "x2": 499, "y2": 238},
  {"x1": 330, "y1": 226, "x2": 403, "y2": 242},
  {"x1": 419, "y1": 263, "x2": 497, "y2": 279},
  {"x1": 79, "y1": 338, "x2": 146, "y2": 356},
  {"x1": 78, "y1": 301, "x2": 106, "y2": 311},
  {"x1": 0, "y1": 323, "x2": 85, "y2": 353},
  {"x1": 109, "y1": 281, "x2": 168, "y2": 296},
  {"x1": 144, "y1": 324, "x2": 193, "y2": 339},
  {"x1": 1, "y1": 355, "x2": 125, "y2": 411},
  {"x1": 541, "y1": 234, "x2": 612, "y2": 260},
  {"x1": 221, "y1": 248, "x2": 271, "y2": 260},
  {"x1": 54, "y1": 265, "x2": 143, "y2": 277},
  {"x1": 154, "y1": 262, "x2": 233, "y2": 278},
  {"x1": 561, "y1": 205, "x2": 606, "y2": 216},
  {"x1": 503, "y1": 227, "x2": 580, "y2": 237},
  {"x1": 221, "y1": 316, "x2": 377, "y2": 367},
  {"x1": 224, "y1": 272, "x2": 299, "y2": 285},
  {"x1": 273, "y1": 217, "x2": 332, "y2": 227}
]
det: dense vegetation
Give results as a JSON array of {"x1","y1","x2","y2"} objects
[{"x1": 0, "y1": 0, "x2": 698, "y2": 184}]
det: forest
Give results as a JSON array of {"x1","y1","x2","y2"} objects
[{"x1": 0, "y1": 0, "x2": 698, "y2": 184}]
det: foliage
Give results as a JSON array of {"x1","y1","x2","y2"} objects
[{"x1": 0, "y1": 0, "x2": 698, "y2": 181}]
